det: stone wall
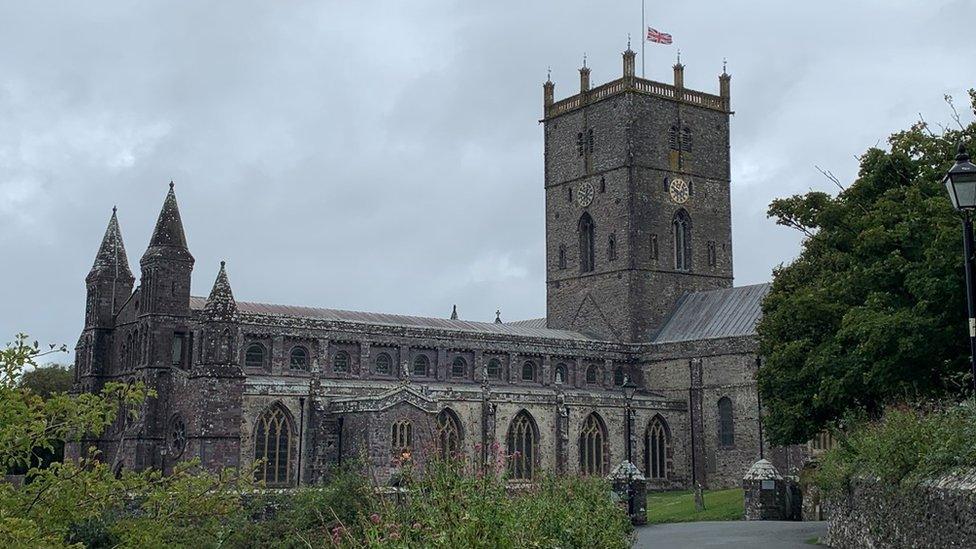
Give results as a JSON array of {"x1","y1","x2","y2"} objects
[{"x1": 823, "y1": 472, "x2": 976, "y2": 548}]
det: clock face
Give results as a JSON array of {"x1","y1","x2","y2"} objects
[
  {"x1": 669, "y1": 178, "x2": 689, "y2": 204},
  {"x1": 577, "y1": 182, "x2": 595, "y2": 208}
]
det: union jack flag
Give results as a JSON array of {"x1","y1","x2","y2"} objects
[{"x1": 646, "y1": 27, "x2": 672, "y2": 45}]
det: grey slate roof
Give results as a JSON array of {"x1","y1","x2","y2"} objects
[
  {"x1": 188, "y1": 298, "x2": 591, "y2": 341},
  {"x1": 652, "y1": 283, "x2": 771, "y2": 344},
  {"x1": 507, "y1": 317, "x2": 547, "y2": 329}
]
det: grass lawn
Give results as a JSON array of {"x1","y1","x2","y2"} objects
[{"x1": 646, "y1": 488, "x2": 744, "y2": 524}]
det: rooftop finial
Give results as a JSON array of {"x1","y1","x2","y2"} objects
[
  {"x1": 677, "y1": 48, "x2": 681, "y2": 65},
  {"x1": 220, "y1": 259, "x2": 226, "y2": 268},
  {"x1": 627, "y1": 33, "x2": 631, "y2": 50},
  {"x1": 450, "y1": 304, "x2": 459, "y2": 320},
  {"x1": 722, "y1": 57, "x2": 728, "y2": 74},
  {"x1": 169, "y1": 180, "x2": 174, "y2": 190},
  {"x1": 495, "y1": 309, "x2": 502, "y2": 324},
  {"x1": 112, "y1": 205, "x2": 117, "y2": 214},
  {"x1": 582, "y1": 53, "x2": 587, "y2": 68},
  {"x1": 547, "y1": 65, "x2": 551, "y2": 82}
]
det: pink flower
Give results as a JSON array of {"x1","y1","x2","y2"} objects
[{"x1": 370, "y1": 513, "x2": 382, "y2": 525}]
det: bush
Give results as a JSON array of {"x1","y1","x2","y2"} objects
[{"x1": 817, "y1": 399, "x2": 976, "y2": 493}]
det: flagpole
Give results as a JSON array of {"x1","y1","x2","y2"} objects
[{"x1": 641, "y1": 0, "x2": 646, "y2": 78}]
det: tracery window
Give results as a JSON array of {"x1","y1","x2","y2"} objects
[
  {"x1": 579, "y1": 413, "x2": 609, "y2": 476},
  {"x1": 487, "y1": 358, "x2": 502, "y2": 380},
  {"x1": 254, "y1": 405, "x2": 293, "y2": 487},
  {"x1": 169, "y1": 415, "x2": 187, "y2": 459},
  {"x1": 554, "y1": 363, "x2": 567, "y2": 384},
  {"x1": 507, "y1": 411, "x2": 538, "y2": 480},
  {"x1": 412, "y1": 354, "x2": 430, "y2": 377},
  {"x1": 244, "y1": 343, "x2": 267, "y2": 369},
  {"x1": 579, "y1": 213, "x2": 595, "y2": 273},
  {"x1": 718, "y1": 397, "x2": 735, "y2": 447},
  {"x1": 673, "y1": 210, "x2": 691, "y2": 272},
  {"x1": 668, "y1": 125, "x2": 679, "y2": 150},
  {"x1": 451, "y1": 357, "x2": 466, "y2": 378},
  {"x1": 521, "y1": 360, "x2": 536, "y2": 382},
  {"x1": 333, "y1": 350, "x2": 350, "y2": 373},
  {"x1": 585, "y1": 364, "x2": 599, "y2": 384},
  {"x1": 290, "y1": 346, "x2": 309, "y2": 370},
  {"x1": 375, "y1": 352, "x2": 393, "y2": 375},
  {"x1": 681, "y1": 126, "x2": 692, "y2": 152},
  {"x1": 645, "y1": 416, "x2": 670, "y2": 480},
  {"x1": 436, "y1": 409, "x2": 463, "y2": 460},
  {"x1": 391, "y1": 420, "x2": 412, "y2": 457}
]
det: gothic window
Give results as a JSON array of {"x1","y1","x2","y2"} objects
[
  {"x1": 608, "y1": 233, "x2": 617, "y2": 262},
  {"x1": 668, "y1": 125, "x2": 679, "y2": 150},
  {"x1": 681, "y1": 126, "x2": 692, "y2": 152},
  {"x1": 254, "y1": 405, "x2": 294, "y2": 487},
  {"x1": 375, "y1": 352, "x2": 393, "y2": 374},
  {"x1": 558, "y1": 245, "x2": 567, "y2": 270},
  {"x1": 169, "y1": 415, "x2": 187, "y2": 459},
  {"x1": 599, "y1": 176, "x2": 606, "y2": 193},
  {"x1": 412, "y1": 354, "x2": 430, "y2": 377},
  {"x1": 579, "y1": 213, "x2": 595, "y2": 273},
  {"x1": 645, "y1": 416, "x2": 670, "y2": 480},
  {"x1": 521, "y1": 360, "x2": 536, "y2": 382},
  {"x1": 707, "y1": 241, "x2": 717, "y2": 267},
  {"x1": 585, "y1": 364, "x2": 599, "y2": 384},
  {"x1": 245, "y1": 343, "x2": 267, "y2": 369},
  {"x1": 487, "y1": 358, "x2": 502, "y2": 380},
  {"x1": 436, "y1": 409, "x2": 463, "y2": 460},
  {"x1": 333, "y1": 350, "x2": 350, "y2": 373},
  {"x1": 290, "y1": 346, "x2": 309, "y2": 370},
  {"x1": 171, "y1": 332, "x2": 186, "y2": 367},
  {"x1": 718, "y1": 397, "x2": 735, "y2": 447},
  {"x1": 613, "y1": 366, "x2": 626, "y2": 386},
  {"x1": 451, "y1": 356, "x2": 466, "y2": 378},
  {"x1": 650, "y1": 234, "x2": 659, "y2": 260},
  {"x1": 673, "y1": 210, "x2": 691, "y2": 272},
  {"x1": 586, "y1": 128, "x2": 594, "y2": 154},
  {"x1": 554, "y1": 363, "x2": 567, "y2": 384},
  {"x1": 391, "y1": 420, "x2": 412, "y2": 458},
  {"x1": 507, "y1": 411, "x2": 538, "y2": 480},
  {"x1": 579, "y1": 413, "x2": 609, "y2": 475},
  {"x1": 577, "y1": 132, "x2": 584, "y2": 157}
]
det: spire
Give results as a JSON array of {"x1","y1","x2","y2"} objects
[
  {"x1": 203, "y1": 261, "x2": 237, "y2": 320},
  {"x1": 450, "y1": 304, "x2": 459, "y2": 320},
  {"x1": 495, "y1": 309, "x2": 502, "y2": 324},
  {"x1": 87, "y1": 207, "x2": 134, "y2": 283},
  {"x1": 142, "y1": 181, "x2": 193, "y2": 264}
]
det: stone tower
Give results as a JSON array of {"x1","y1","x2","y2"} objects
[{"x1": 543, "y1": 47, "x2": 734, "y2": 342}]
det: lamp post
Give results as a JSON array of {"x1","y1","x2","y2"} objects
[
  {"x1": 621, "y1": 377, "x2": 639, "y2": 515},
  {"x1": 943, "y1": 142, "x2": 976, "y2": 392}
]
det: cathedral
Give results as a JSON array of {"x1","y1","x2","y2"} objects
[{"x1": 69, "y1": 45, "x2": 805, "y2": 490}]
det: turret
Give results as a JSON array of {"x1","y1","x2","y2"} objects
[
  {"x1": 198, "y1": 261, "x2": 239, "y2": 366},
  {"x1": 719, "y1": 60, "x2": 731, "y2": 109},
  {"x1": 139, "y1": 182, "x2": 194, "y2": 317},
  {"x1": 85, "y1": 207, "x2": 134, "y2": 329},
  {"x1": 673, "y1": 53, "x2": 685, "y2": 89},
  {"x1": 622, "y1": 42, "x2": 636, "y2": 80},
  {"x1": 579, "y1": 56, "x2": 590, "y2": 93}
]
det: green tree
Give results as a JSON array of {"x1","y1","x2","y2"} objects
[
  {"x1": 19, "y1": 363, "x2": 73, "y2": 399},
  {"x1": 757, "y1": 91, "x2": 976, "y2": 445}
]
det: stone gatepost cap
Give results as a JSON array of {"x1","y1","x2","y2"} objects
[
  {"x1": 743, "y1": 459, "x2": 783, "y2": 481},
  {"x1": 607, "y1": 460, "x2": 646, "y2": 481}
]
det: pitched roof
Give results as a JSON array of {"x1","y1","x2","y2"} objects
[
  {"x1": 188, "y1": 298, "x2": 592, "y2": 341},
  {"x1": 87, "y1": 208, "x2": 133, "y2": 282},
  {"x1": 507, "y1": 317, "x2": 547, "y2": 329},
  {"x1": 142, "y1": 182, "x2": 193, "y2": 263},
  {"x1": 652, "y1": 283, "x2": 771, "y2": 344}
]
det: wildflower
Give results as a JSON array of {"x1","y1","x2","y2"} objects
[
  {"x1": 370, "y1": 513, "x2": 382, "y2": 524},
  {"x1": 389, "y1": 532, "x2": 401, "y2": 541}
]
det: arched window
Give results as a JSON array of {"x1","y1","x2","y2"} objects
[
  {"x1": 391, "y1": 420, "x2": 412, "y2": 458},
  {"x1": 558, "y1": 244, "x2": 567, "y2": 270},
  {"x1": 254, "y1": 405, "x2": 294, "y2": 487},
  {"x1": 375, "y1": 352, "x2": 393, "y2": 374},
  {"x1": 451, "y1": 357, "x2": 466, "y2": 378},
  {"x1": 718, "y1": 397, "x2": 735, "y2": 447},
  {"x1": 613, "y1": 367, "x2": 626, "y2": 386},
  {"x1": 668, "y1": 125, "x2": 679, "y2": 150},
  {"x1": 579, "y1": 213, "x2": 595, "y2": 273},
  {"x1": 681, "y1": 126, "x2": 692, "y2": 152},
  {"x1": 169, "y1": 415, "x2": 187, "y2": 460},
  {"x1": 645, "y1": 416, "x2": 671, "y2": 480},
  {"x1": 507, "y1": 411, "x2": 538, "y2": 480},
  {"x1": 673, "y1": 210, "x2": 691, "y2": 272},
  {"x1": 554, "y1": 363, "x2": 567, "y2": 384},
  {"x1": 333, "y1": 350, "x2": 350, "y2": 373},
  {"x1": 521, "y1": 360, "x2": 536, "y2": 382},
  {"x1": 412, "y1": 354, "x2": 429, "y2": 377},
  {"x1": 436, "y1": 409, "x2": 463, "y2": 460},
  {"x1": 585, "y1": 364, "x2": 599, "y2": 384},
  {"x1": 579, "y1": 413, "x2": 609, "y2": 476},
  {"x1": 487, "y1": 358, "x2": 502, "y2": 380},
  {"x1": 245, "y1": 343, "x2": 266, "y2": 369},
  {"x1": 608, "y1": 233, "x2": 617, "y2": 261},
  {"x1": 289, "y1": 346, "x2": 309, "y2": 370}
]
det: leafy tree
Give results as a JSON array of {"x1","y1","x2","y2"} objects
[
  {"x1": 20, "y1": 363, "x2": 73, "y2": 399},
  {"x1": 757, "y1": 91, "x2": 976, "y2": 445}
]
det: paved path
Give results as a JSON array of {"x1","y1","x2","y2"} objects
[{"x1": 635, "y1": 521, "x2": 827, "y2": 548}]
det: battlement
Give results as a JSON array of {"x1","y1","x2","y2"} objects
[{"x1": 543, "y1": 48, "x2": 731, "y2": 119}]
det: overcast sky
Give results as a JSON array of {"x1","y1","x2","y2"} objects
[{"x1": 1, "y1": 1, "x2": 973, "y2": 361}]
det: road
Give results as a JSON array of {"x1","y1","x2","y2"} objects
[{"x1": 635, "y1": 520, "x2": 827, "y2": 548}]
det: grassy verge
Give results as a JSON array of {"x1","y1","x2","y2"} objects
[{"x1": 645, "y1": 488, "x2": 744, "y2": 524}]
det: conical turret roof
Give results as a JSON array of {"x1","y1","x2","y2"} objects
[
  {"x1": 87, "y1": 207, "x2": 134, "y2": 283},
  {"x1": 142, "y1": 182, "x2": 193, "y2": 264},
  {"x1": 203, "y1": 261, "x2": 237, "y2": 320}
]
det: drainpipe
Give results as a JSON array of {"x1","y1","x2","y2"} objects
[{"x1": 298, "y1": 397, "x2": 305, "y2": 485}]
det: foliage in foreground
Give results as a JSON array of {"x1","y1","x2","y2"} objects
[
  {"x1": 0, "y1": 334, "x2": 631, "y2": 548},
  {"x1": 645, "y1": 489, "x2": 743, "y2": 524},
  {"x1": 757, "y1": 91, "x2": 976, "y2": 445},
  {"x1": 816, "y1": 400, "x2": 976, "y2": 494}
]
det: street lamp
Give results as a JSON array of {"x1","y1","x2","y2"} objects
[
  {"x1": 943, "y1": 142, "x2": 976, "y2": 392},
  {"x1": 621, "y1": 376, "x2": 639, "y2": 516}
]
